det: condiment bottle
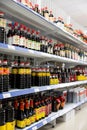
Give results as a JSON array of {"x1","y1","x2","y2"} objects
[
  {"x1": 49, "y1": 11, "x2": 54, "y2": 22},
  {"x1": 7, "y1": 23, "x2": 13, "y2": 45},
  {"x1": 44, "y1": 7, "x2": 49, "y2": 20}
]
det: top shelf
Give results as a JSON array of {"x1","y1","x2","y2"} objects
[{"x1": 0, "y1": 0, "x2": 87, "y2": 51}]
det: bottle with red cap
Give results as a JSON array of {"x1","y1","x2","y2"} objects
[
  {"x1": 12, "y1": 22, "x2": 20, "y2": 46},
  {"x1": 0, "y1": 12, "x2": 6, "y2": 43},
  {"x1": 19, "y1": 24, "x2": 25, "y2": 48},
  {"x1": 47, "y1": 39, "x2": 53, "y2": 54},
  {"x1": 31, "y1": 30, "x2": 36, "y2": 50},
  {"x1": 44, "y1": 7, "x2": 49, "y2": 20},
  {"x1": 23, "y1": 25, "x2": 27, "y2": 48},
  {"x1": 36, "y1": 31, "x2": 41, "y2": 51},
  {"x1": 49, "y1": 11, "x2": 54, "y2": 22},
  {"x1": 34, "y1": 4, "x2": 39, "y2": 13},
  {"x1": 40, "y1": 8, "x2": 45, "y2": 17},
  {"x1": 7, "y1": 23, "x2": 13, "y2": 45},
  {"x1": 27, "y1": 28, "x2": 32, "y2": 49}
]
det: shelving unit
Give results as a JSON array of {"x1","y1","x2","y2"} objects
[
  {"x1": 1, "y1": 0, "x2": 87, "y2": 51},
  {"x1": 0, "y1": 1, "x2": 87, "y2": 130},
  {"x1": 1, "y1": 80, "x2": 87, "y2": 100},
  {"x1": 16, "y1": 97, "x2": 87, "y2": 130}
]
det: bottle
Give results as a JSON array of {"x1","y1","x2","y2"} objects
[
  {"x1": 27, "y1": 28, "x2": 32, "y2": 49},
  {"x1": 11, "y1": 57, "x2": 18, "y2": 89},
  {"x1": 34, "y1": 4, "x2": 39, "y2": 13},
  {"x1": 31, "y1": 30, "x2": 36, "y2": 50},
  {"x1": 0, "y1": 12, "x2": 6, "y2": 43},
  {"x1": 36, "y1": 68, "x2": 42, "y2": 86},
  {"x1": 29, "y1": 98, "x2": 36, "y2": 124},
  {"x1": 5, "y1": 101, "x2": 15, "y2": 130},
  {"x1": 52, "y1": 96, "x2": 60, "y2": 112},
  {"x1": 23, "y1": 25, "x2": 27, "y2": 48},
  {"x1": 7, "y1": 23, "x2": 13, "y2": 45},
  {"x1": 31, "y1": 68, "x2": 36, "y2": 86},
  {"x1": 12, "y1": 22, "x2": 20, "y2": 46},
  {"x1": 14, "y1": 98, "x2": 19, "y2": 126},
  {"x1": 0, "y1": 55, "x2": 3, "y2": 92},
  {"x1": 36, "y1": 31, "x2": 41, "y2": 51},
  {"x1": 19, "y1": 24, "x2": 25, "y2": 48},
  {"x1": 46, "y1": 68, "x2": 50, "y2": 85},
  {"x1": 16, "y1": 98, "x2": 26, "y2": 128},
  {"x1": 61, "y1": 64, "x2": 66, "y2": 83},
  {"x1": 17, "y1": 57, "x2": 25, "y2": 89},
  {"x1": 0, "y1": 102, "x2": 6, "y2": 130},
  {"x1": 25, "y1": 59, "x2": 31, "y2": 88},
  {"x1": 49, "y1": 11, "x2": 54, "y2": 22},
  {"x1": 44, "y1": 7, "x2": 49, "y2": 20},
  {"x1": 40, "y1": 8, "x2": 44, "y2": 17},
  {"x1": 2, "y1": 55, "x2": 10, "y2": 92}
]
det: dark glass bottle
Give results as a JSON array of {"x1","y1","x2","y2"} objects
[
  {"x1": 5, "y1": 101, "x2": 15, "y2": 130},
  {"x1": 17, "y1": 57, "x2": 25, "y2": 89},
  {"x1": 31, "y1": 68, "x2": 36, "y2": 86},
  {"x1": 34, "y1": 4, "x2": 39, "y2": 13},
  {"x1": 19, "y1": 24, "x2": 25, "y2": 48},
  {"x1": 36, "y1": 31, "x2": 40, "y2": 51},
  {"x1": 61, "y1": 67, "x2": 66, "y2": 83},
  {"x1": 12, "y1": 22, "x2": 20, "y2": 46},
  {"x1": 25, "y1": 60, "x2": 31, "y2": 88},
  {"x1": 3, "y1": 55, "x2": 10, "y2": 92},
  {"x1": 44, "y1": 7, "x2": 49, "y2": 20},
  {"x1": 0, "y1": 102, "x2": 6, "y2": 128},
  {"x1": 46, "y1": 68, "x2": 50, "y2": 85},
  {"x1": 0, "y1": 55, "x2": 3, "y2": 92},
  {"x1": 7, "y1": 23, "x2": 13, "y2": 45},
  {"x1": 49, "y1": 11, "x2": 54, "y2": 22},
  {"x1": 31, "y1": 30, "x2": 36, "y2": 50},
  {"x1": 14, "y1": 98, "x2": 19, "y2": 126},
  {"x1": 27, "y1": 28, "x2": 32, "y2": 49}
]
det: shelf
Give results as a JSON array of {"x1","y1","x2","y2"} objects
[
  {"x1": 0, "y1": 43, "x2": 87, "y2": 66},
  {"x1": 0, "y1": 0, "x2": 87, "y2": 51},
  {"x1": 1, "y1": 80, "x2": 87, "y2": 100},
  {"x1": 16, "y1": 98, "x2": 87, "y2": 130}
]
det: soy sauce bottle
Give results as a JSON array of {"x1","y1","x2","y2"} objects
[
  {"x1": 31, "y1": 68, "x2": 36, "y2": 86},
  {"x1": 17, "y1": 98, "x2": 26, "y2": 128},
  {"x1": 19, "y1": 24, "x2": 25, "y2": 48},
  {"x1": 46, "y1": 68, "x2": 50, "y2": 85},
  {"x1": 49, "y1": 11, "x2": 54, "y2": 22},
  {"x1": 25, "y1": 59, "x2": 31, "y2": 88},
  {"x1": 0, "y1": 55, "x2": 3, "y2": 92},
  {"x1": 17, "y1": 57, "x2": 25, "y2": 89},
  {"x1": 5, "y1": 101, "x2": 15, "y2": 130},
  {"x1": 11, "y1": 57, "x2": 18, "y2": 89},
  {"x1": 3, "y1": 55, "x2": 10, "y2": 92},
  {"x1": 7, "y1": 23, "x2": 13, "y2": 45},
  {"x1": 14, "y1": 98, "x2": 19, "y2": 126},
  {"x1": 0, "y1": 102, "x2": 6, "y2": 130}
]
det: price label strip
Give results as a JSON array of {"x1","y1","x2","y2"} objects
[
  {"x1": 8, "y1": 45, "x2": 15, "y2": 50},
  {"x1": 43, "y1": 120, "x2": 47, "y2": 125},
  {"x1": 34, "y1": 88, "x2": 39, "y2": 92},
  {"x1": 32, "y1": 126, "x2": 37, "y2": 130},
  {"x1": 3, "y1": 93, "x2": 11, "y2": 99}
]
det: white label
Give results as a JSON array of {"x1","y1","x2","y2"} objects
[
  {"x1": 47, "y1": 86, "x2": 51, "y2": 90},
  {"x1": 3, "y1": 93, "x2": 11, "y2": 98},
  {"x1": 8, "y1": 45, "x2": 15, "y2": 50},
  {"x1": 51, "y1": 116, "x2": 55, "y2": 121},
  {"x1": 8, "y1": 37, "x2": 13, "y2": 45},
  {"x1": 43, "y1": 120, "x2": 47, "y2": 125},
  {"x1": 34, "y1": 88, "x2": 39, "y2": 92},
  {"x1": 19, "y1": 37, "x2": 24, "y2": 46},
  {"x1": 32, "y1": 126, "x2": 37, "y2": 130}
]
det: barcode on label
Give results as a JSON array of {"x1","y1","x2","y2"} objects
[
  {"x1": 43, "y1": 120, "x2": 47, "y2": 125},
  {"x1": 34, "y1": 88, "x2": 39, "y2": 92},
  {"x1": 3, "y1": 93, "x2": 11, "y2": 98},
  {"x1": 8, "y1": 45, "x2": 15, "y2": 50},
  {"x1": 32, "y1": 126, "x2": 37, "y2": 130}
]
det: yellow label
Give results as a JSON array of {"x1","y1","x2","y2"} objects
[
  {"x1": 6, "y1": 121, "x2": 15, "y2": 130},
  {"x1": 46, "y1": 73, "x2": 50, "y2": 76},
  {"x1": 17, "y1": 120, "x2": 26, "y2": 128},
  {"x1": 37, "y1": 73, "x2": 42, "y2": 77},
  {"x1": 12, "y1": 69, "x2": 18, "y2": 74},
  {"x1": 26, "y1": 117, "x2": 31, "y2": 126},
  {"x1": 43, "y1": 73, "x2": 46, "y2": 76},
  {"x1": 25, "y1": 69, "x2": 31, "y2": 74},
  {"x1": 32, "y1": 73, "x2": 36, "y2": 76},
  {"x1": 18, "y1": 69, "x2": 24, "y2": 74},
  {"x1": 0, "y1": 124, "x2": 6, "y2": 130},
  {"x1": 35, "y1": 108, "x2": 39, "y2": 121}
]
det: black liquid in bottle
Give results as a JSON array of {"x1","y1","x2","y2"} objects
[
  {"x1": 0, "y1": 55, "x2": 3, "y2": 92},
  {"x1": 0, "y1": 102, "x2": 6, "y2": 127},
  {"x1": 3, "y1": 55, "x2": 10, "y2": 92}
]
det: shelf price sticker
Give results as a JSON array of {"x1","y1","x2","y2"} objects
[
  {"x1": 34, "y1": 88, "x2": 39, "y2": 92},
  {"x1": 8, "y1": 45, "x2": 15, "y2": 50},
  {"x1": 32, "y1": 126, "x2": 37, "y2": 130},
  {"x1": 43, "y1": 120, "x2": 47, "y2": 125},
  {"x1": 3, "y1": 93, "x2": 11, "y2": 99},
  {"x1": 47, "y1": 86, "x2": 51, "y2": 90}
]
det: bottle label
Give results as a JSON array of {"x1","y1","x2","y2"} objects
[
  {"x1": 12, "y1": 69, "x2": 17, "y2": 74},
  {"x1": 20, "y1": 101, "x2": 24, "y2": 111},
  {"x1": 3, "y1": 68, "x2": 10, "y2": 75},
  {"x1": 25, "y1": 101, "x2": 29, "y2": 109},
  {"x1": 8, "y1": 37, "x2": 13, "y2": 45},
  {"x1": 13, "y1": 35, "x2": 19, "y2": 45},
  {"x1": 32, "y1": 72, "x2": 36, "y2": 76},
  {"x1": 18, "y1": 69, "x2": 24, "y2": 74},
  {"x1": 0, "y1": 67, "x2": 3, "y2": 75},
  {"x1": 25, "y1": 69, "x2": 31, "y2": 74},
  {"x1": 19, "y1": 37, "x2": 24, "y2": 47}
]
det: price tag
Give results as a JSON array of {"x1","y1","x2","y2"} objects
[
  {"x1": 3, "y1": 93, "x2": 11, "y2": 98},
  {"x1": 32, "y1": 126, "x2": 37, "y2": 130},
  {"x1": 8, "y1": 45, "x2": 15, "y2": 50},
  {"x1": 34, "y1": 88, "x2": 39, "y2": 92},
  {"x1": 43, "y1": 120, "x2": 47, "y2": 125},
  {"x1": 51, "y1": 116, "x2": 55, "y2": 121},
  {"x1": 47, "y1": 86, "x2": 51, "y2": 90}
]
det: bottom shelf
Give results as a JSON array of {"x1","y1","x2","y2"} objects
[{"x1": 16, "y1": 98, "x2": 87, "y2": 130}]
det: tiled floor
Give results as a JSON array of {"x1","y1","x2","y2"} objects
[{"x1": 39, "y1": 103, "x2": 87, "y2": 130}]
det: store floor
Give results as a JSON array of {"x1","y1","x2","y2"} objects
[{"x1": 39, "y1": 103, "x2": 87, "y2": 130}]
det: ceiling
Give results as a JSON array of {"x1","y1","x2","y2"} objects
[{"x1": 55, "y1": 0, "x2": 87, "y2": 29}]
